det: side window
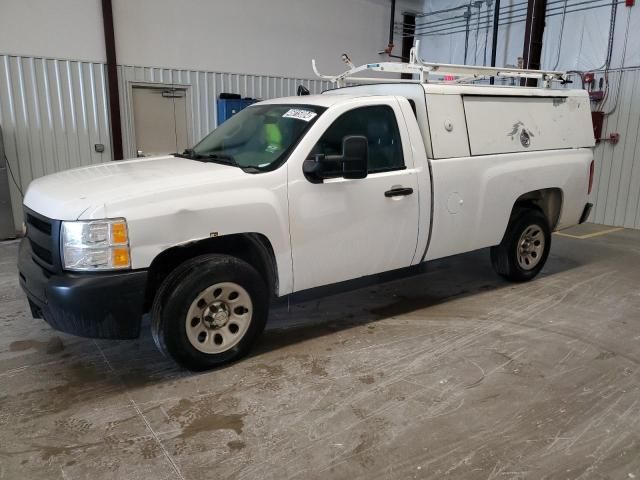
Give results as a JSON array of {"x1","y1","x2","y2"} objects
[
  {"x1": 310, "y1": 105, "x2": 404, "y2": 173},
  {"x1": 407, "y1": 99, "x2": 417, "y2": 118}
]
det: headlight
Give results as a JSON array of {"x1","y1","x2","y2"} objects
[{"x1": 61, "y1": 219, "x2": 131, "y2": 271}]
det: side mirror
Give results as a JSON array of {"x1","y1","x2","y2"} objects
[
  {"x1": 341, "y1": 135, "x2": 368, "y2": 180},
  {"x1": 303, "y1": 135, "x2": 368, "y2": 183}
]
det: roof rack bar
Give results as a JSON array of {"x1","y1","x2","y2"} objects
[{"x1": 312, "y1": 40, "x2": 568, "y2": 88}]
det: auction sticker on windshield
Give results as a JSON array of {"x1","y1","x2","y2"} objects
[{"x1": 282, "y1": 109, "x2": 317, "y2": 122}]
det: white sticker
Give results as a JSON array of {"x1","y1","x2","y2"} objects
[{"x1": 282, "y1": 109, "x2": 317, "y2": 122}]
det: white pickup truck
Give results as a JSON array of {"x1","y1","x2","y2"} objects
[{"x1": 18, "y1": 73, "x2": 595, "y2": 370}]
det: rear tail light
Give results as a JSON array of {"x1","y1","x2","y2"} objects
[{"x1": 588, "y1": 160, "x2": 595, "y2": 195}]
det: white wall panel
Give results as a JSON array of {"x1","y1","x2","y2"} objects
[
  {"x1": 111, "y1": 0, "x2": 422, "y2": 79},
  {"x1": 590, "y1": 67, "x2": 640, "y2": 229},
  {"x1": 0, "y1": 0, "x2": 105, "y2": 62},
  {"x1": 1, "y1": 0, "x2": 422, "y2": 80}
]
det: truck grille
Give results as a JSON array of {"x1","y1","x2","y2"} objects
[
  {"x1": 24, "y1": 208, "x2": 61, "y2": 272},
  {"x1": 26, "y1": 213, "x2": 52, "y2": 235}
]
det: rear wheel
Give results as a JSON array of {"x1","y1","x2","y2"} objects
[
  {"x1": 490, "y1": 208, "x2": 551, "y2": 282},
  {"x1": 151, "y1": 254, "x2": 268, "y2": 370}
]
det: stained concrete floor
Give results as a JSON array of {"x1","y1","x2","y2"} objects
[{"x1": 1, "y1": 225, "x2": 639, "y2": 479}]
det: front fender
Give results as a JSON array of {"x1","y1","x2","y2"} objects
[{"x1": 85, "y1": 168, "x2": 293, "y2": 295}]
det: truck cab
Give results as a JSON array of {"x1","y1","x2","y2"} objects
[{"x1": 18, "y1": 73, "x2": 595, "y2": 370}]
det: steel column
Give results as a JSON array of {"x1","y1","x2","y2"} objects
[
  {"x1": 401, "y1": 13, "x2": 416, "y2": 79},
  {"x1": 522, "y1": 0, "x2": 548, "y2": 86},
  {"x1": 101, "y1": 0, "x2": 123, "y2": 160},
  {"x1": 489, "y1": 0, "x2": 501, "y2": 84}
]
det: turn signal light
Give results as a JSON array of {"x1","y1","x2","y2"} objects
[
  {"x1": 111, "y1": 222, "x2": 128, "y2": 244},
  {"x1": 112, "y1": 248, "x2": 130, "y2": 268}
]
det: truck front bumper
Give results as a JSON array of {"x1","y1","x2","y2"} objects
[{"x1": 18, "y1": 238, "x2": 147, "y2": 339}]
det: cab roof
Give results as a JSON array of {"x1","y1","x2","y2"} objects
[
  {"x1": 256, "y1": 94, "x2": 361, "y2": 108},
  {"x1": 255, "y1": 81, "x2": 588, "y2": 108}
]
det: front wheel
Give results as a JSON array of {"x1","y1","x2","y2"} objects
[
  {"x1": 151, "y1": 254, "x2": 269, "y2": 370},
  {"x1": 490, "y1": 208, "x2": 551, "y2": 282}
]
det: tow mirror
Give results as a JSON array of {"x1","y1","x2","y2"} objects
[
  {"x1": 341, "y1": 136, "x2": 368, "y2": 179},
  {"x1": 303, "y1": 135, "x2": 368, "y2": 183}
]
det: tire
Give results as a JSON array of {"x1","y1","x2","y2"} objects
[
  {"x1": 490, "y1": 208, "x2": 551, "y2": 283},
  {"x1": 150, "y1": 254, "x2": 269, "y2": 370}
]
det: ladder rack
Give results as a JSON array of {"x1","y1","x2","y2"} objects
[{"x1": 312, "y1": 41, "x2": 569, "y2": 88}]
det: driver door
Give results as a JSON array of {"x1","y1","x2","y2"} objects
[{"x1": 287, "y1": 97, "x2": 420, "y2": 292}]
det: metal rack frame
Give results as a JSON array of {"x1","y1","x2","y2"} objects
[{"x1": 312, "y1": 40, "x2": 569, "y2": 88}]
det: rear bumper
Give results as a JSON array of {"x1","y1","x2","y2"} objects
[
  {"x1": 18, "y1": 238, "x2": 147, "y2": 339},
  {"x1": 579, "y1": 203, "x2": 593, "y2": 224}
]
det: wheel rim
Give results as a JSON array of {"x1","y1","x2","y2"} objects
[
  {"x1": 517, "y1": 224, "x2": 545, "y2": 271},
  {"x1": 185, "y1": 282, "x2": 253, "y2": 354}
]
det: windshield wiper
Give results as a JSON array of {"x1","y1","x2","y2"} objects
[
  {"x1": 174, "y1": 149, "x2": 237, "y2": 165},
  {"x1": 174, "y1": 148, "x2": 201, "y2": 159},
  {"x1": 198, "y1": 153, "x2": 238, "y2": 166},
  {"x1": 173, "y1": 149, "x2": 256, "y2": 171}
]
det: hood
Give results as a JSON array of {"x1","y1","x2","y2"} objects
[{"x1": 23, "y1": 155, "x2": 246, "y2": 220}]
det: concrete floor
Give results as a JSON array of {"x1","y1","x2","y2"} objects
[{"x1": 1, "y1": 225, "x2": 639, "y2": 479}]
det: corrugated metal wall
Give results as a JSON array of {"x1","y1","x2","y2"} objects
[
  {"x1": 0, "y1": 55, "x2": 111, "y2": 230},
  {"x1": 590, "y1": 67, "x2": 640, "y2": 229},
  {"x1": 0, "y1": 55, "x2": 332, "y2": 229},
  {"x1": 2, "y1": 54, "x2": 640, "y2": 230}
]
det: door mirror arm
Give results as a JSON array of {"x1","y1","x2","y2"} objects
[{"x1": 302, "y1": 154, "x2": 342, "y2": 183}]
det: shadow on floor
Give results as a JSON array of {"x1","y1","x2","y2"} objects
[
  {"x1": 4, "y1": 243, "x2": 587, "y2": 393},
  {"x1": 110, "y1": 246, "x2": 586, "y2": 389}
]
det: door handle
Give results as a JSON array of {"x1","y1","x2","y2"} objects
[{"x1": 384, "y1": 187, "x2": 414, "y2": 198}]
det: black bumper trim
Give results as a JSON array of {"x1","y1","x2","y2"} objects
[
  {"x1": 18, "y1": 238, "x2": 147, "y2": 339},
  {"x1": 579, "y1": 203, "x2": 593, "y2": 224}
]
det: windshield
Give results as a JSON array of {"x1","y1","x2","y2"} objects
[{"x1": 182, "y1": 104, "x2": 326, "y2": 172}]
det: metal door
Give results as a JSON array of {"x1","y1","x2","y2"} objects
[
  {"x1": 287, "y1": 98, "x2": 421, "y2": 292},
  {"x1": 132, "y1": 86, "x2": 189, "y2": 157}
]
